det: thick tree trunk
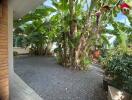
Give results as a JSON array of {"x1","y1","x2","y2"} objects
[
  {"x1": 74, "y1": 35, "x2": 87, "y2": 68},
  {"x1": 45, "y1": 42, "x2": 52, "y2": 55},
  {"x1": 69, "y1": 0, "x2": 78, "y2": 67}
]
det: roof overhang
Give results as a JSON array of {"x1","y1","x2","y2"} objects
[{"x1": 11, "y1": 0, "x2": 44, "y2": 19}]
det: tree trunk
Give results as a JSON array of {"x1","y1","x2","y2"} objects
[
  {"x1": 69, "y1": 0, "x2": 78, "y2": 68},
  {"x1": 63, "y1": 32, "x2": 67, "y2": 67}
]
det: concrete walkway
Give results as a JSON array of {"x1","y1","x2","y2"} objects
[
  {"x1": 14, "y1": 56, "x2": 106, "y2": 100},
  {"x1": 10, "y1": 73, "x2": 43, "y2": 100}
]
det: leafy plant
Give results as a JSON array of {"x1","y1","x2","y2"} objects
[
  {"x1": 13, "y1": 51, "x2": 18, "y2": 56},
  {"x1": 105, "y1": 52, "x2": 132, "y2": 94},
  {"x1": 80, "y1": 57, "x2": 92, "y2": 70},
  {"x1": 13, "y1": 0, "x2": 132, "y2": 70}
]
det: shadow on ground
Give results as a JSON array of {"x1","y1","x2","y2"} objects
[{"x1": 14, "y1": 56, "x2": 106, "y2": 100}]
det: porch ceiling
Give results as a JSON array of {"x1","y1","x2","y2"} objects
[{"x1": 12, "y1": 0, "x2": 44, "y2": 19}]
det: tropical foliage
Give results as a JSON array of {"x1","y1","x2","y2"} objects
[
  {"x1": 105, "y1": 51, "x2": 132, "y2": 94},
  {"x1": 14, "y1": 0, "x2": 132, "y2": 70}
]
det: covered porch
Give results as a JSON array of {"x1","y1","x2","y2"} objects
[
  {"x1": 0, "y1": 0, "x2": 131, "y2": 100},
  {"x1": 0, "y1": 0, "x2": 44, "y2": 99}
]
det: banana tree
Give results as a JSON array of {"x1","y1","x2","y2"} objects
[
  {"x1": 13, "y1": 5, "x2": 56, "y2": 55},
  {"x1": 13, "y1": 0, "x2": 132, "y2": 70},
  {"x1": 49, "y1": 0, "x2": 128, "y2": 69}
]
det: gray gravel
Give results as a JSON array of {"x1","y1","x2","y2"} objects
[{"x1": 14, "y1": 56, "x2": 106, "y2": 100}]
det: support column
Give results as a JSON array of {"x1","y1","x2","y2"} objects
[
  {"x1": 8, "y1": 1, "x2": 14, "y2": 99},
  {"x1": 0, "y1": 0, "x2": 9, "y2": 100},
  {"x1": 8, "y1": 0, "x2": 14, "y2": 76}
]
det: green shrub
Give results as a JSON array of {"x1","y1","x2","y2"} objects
[
  {"x1": 80, "y1": 57, "x2": 91, "y2": 70},
  {"x1": 106, "y1": 53, "x2": 132, "y2": 94},
  {"x1": 13, "y1": 51, "x2": 18, "y2": 56},
  {"x1": 55, "y1": 54, "x2": 63, "y2": 65}
]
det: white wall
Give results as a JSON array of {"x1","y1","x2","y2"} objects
[{"x1": 13, "y1": 47, "x2": 30, "y2": 54}]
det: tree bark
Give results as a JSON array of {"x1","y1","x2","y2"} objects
[{"x1": 69, "y1": 0, "x2": 78, "y2": 67}]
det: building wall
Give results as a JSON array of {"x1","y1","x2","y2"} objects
[
  {"x1": 0, "y1": 0, "x2": 9, "y2": 100},
  {"x1": 13, "y1": 47, "x2": 30, "y2": 55}
]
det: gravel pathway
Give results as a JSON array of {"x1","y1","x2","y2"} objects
[{"x1": 14, "y1": 56, "x2": 106, "y2": 100}]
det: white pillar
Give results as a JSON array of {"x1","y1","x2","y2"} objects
[{"x1": 8, "y1": 1, "x2": 14, "y2": 79}]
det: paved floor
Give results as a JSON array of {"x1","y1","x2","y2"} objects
[
  {"x1": 14, "y1": 56, "x2": 106, "y2": 100},
  {"x1": 10, "y1": 73, "x2": 43, "y2": 100}
]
